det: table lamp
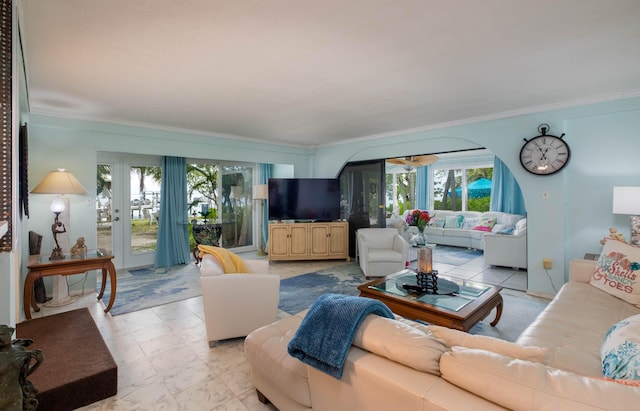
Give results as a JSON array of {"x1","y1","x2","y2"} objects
[
  {"x1": 31, "y1": 168, "x2": 88, "y2": 260},
  {"x1": 612, "y1": 186, "x2": 640, "y2": 245},
  {"x1": 253, "y1": 184, "x2": 268, "y2": 256}
]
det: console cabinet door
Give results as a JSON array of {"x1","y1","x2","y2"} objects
[
  {"x1": 328, "y1": 223, "x2": 348, "y2": 257},
  {"x1": 289, "y1": 225, "x2": 309, "y2": 258},
  {"x1": 268, "y1": 224, "x2": 290, "y2": 259},
  {"x1": 309, "y1": 224, "x2": 329, "y2": 257}
]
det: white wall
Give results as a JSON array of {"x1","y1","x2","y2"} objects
[{"x1": 313, "y1": 96, "x2": 640, "y2": 295}]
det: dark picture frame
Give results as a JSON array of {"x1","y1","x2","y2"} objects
[{"x1": 19, "y1": 123, "x2": 29, "y2": 218}]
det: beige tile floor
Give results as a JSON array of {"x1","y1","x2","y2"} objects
[{"x1": 26, "y1": 252, "x2": 526, "y2": 410}]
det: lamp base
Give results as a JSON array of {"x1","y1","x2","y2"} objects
[
  {"x1": 44, "y1": 275, "x2": 77, "y2": 307},
  {"x1": 49, "y1": 247, "x2": 65, "y2": 260}
]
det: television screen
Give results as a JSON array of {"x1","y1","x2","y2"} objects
[{"x1": 268, "y1": 178, "x2": 340, "y2": 221}]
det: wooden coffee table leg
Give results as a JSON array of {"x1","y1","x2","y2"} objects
[{"x1": 490, "y1": 294, "x2": 504, "y2": 326}]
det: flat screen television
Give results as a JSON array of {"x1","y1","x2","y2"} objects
[{"x1": 268, "y1": 178, "x2": 341, "y2": 222}]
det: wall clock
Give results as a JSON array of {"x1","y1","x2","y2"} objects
[{"x1": 519, "y1": 124, "x2": 570, "y2": 175}]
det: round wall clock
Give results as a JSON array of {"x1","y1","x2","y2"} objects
[{"x1": 519, "y1": 124, "x2": 570, "y2": 176}]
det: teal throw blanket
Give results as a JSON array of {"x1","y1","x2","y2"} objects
[{"x1": 287, "y1": 293, "x2": 394, "y2": 379}]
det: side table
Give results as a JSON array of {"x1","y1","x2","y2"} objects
[{"x1": 24, "y1": 249, "x2": 117, "y2": 320}]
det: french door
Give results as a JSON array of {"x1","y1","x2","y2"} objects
[{"x1": 97, "y1": 152, "x2": 162, "y2": 269}]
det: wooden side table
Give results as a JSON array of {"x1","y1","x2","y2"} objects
[{"x1": 24, "y1": 249, "x2": 117, "y2": 320}]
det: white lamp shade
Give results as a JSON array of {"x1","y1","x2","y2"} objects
[
  {"x1": 31, "y1": 168, "x2": 88, "y2": 195},
  {"x1": 612, "y1": 186, "x2": 640, "y2": 215},
  {"x1": 50, "y1": 196, "x2": 65, "y2": 213},
  {"x1": 253, "y1": 184, "x2": 268, "y2": 200}
]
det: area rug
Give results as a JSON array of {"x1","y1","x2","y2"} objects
[
  {"x1": 99, "y1": 263, "x2": 201, "y2": 316},
  {"x1": 278, "y1": 263, "x2": 548, "y2": 342},
  {"x1": 429, "y1": 245, "x2": 483, "y2": 266}
]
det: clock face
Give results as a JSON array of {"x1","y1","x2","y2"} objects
[{"x1": 519, "y1": 135, "x2": 570, "y2": 175}]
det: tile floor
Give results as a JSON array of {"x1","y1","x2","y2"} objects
[{"x1": 26, "y1": 251, "x2": 527, "y2": 410}]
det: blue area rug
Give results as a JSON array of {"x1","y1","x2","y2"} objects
[
  {"x1": 431, "y1": 245, "x2": 483, "y2": 265},
  {"x1": 278, "y1": 263, "x2": 364, "y2": 314},
  {"x1": 99, "y1": 263, "x2": 201, "y2": 316}
]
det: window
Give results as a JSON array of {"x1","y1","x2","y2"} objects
[{"x1": 386, "y1": 151, "x2": 493, "y2": 214}]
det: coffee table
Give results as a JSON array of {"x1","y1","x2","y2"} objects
[{"x1": 358, "y1": 269, "x2": 503, "y2": 332}]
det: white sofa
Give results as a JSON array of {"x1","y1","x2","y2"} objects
[
  {"x1": 199, "y1": 254, "x2": 280, "y2": 346},
  {"x1": 388, "y1": 210, "x2": 528, "y2": 268},
  {"x1": 245, "y1": 259, "x2": 640, "y2": 410}
]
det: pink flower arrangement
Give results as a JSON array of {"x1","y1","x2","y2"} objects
[{"x1": 406, "y1": 209, "x2": 431, "y2": 231}]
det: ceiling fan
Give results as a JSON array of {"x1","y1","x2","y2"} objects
[{"x1": 386, "y1": 154, "x2": 439, "y2": 170}]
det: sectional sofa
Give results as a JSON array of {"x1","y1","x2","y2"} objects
[
  {"x1": 245, "y1": 257, "x2": 640, "y2": 410},
  {"x1": 387, "y1": 210, "x2": 528, "y2": 269}
]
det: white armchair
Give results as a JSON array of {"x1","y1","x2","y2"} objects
[
  {"x1": 199, "y1": 254, "x2": 280, "y2": 346},
  {"x1": 357, "y1": 228, "x2": 409, "y2": 278}
]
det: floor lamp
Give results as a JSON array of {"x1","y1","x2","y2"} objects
[
  {"x1": 253, "y1": 184, "x2": 268, "y2": 256},
  {"x1": 31, "y1": 168, "x2": 88, "y2": 306}
]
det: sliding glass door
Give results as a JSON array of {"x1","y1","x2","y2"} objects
[{"x1": 187, "y1": 160, "x2": 256, "y2": 252}]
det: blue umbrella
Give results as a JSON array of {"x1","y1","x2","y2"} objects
[{"x1": 453, "y1": 178, "x2": 492, "y2": 198}]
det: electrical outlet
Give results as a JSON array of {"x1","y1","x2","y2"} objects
[{"x1": 543, "y1": 258, "x2": 552, "y2": 270}]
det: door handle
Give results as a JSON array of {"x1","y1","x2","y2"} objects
[{"x1": 113, "y1": 217, "x2": 120, "y2": 222}]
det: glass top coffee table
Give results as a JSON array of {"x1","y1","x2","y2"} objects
[{"x1": 357, "y1": 269, "x2": 503, "y2": 332}]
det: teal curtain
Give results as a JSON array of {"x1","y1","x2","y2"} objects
[
  {"x1": 416, "y1": 166, "x2": 430, "y2": 210},
  {"x1": 155, "y1": 156, "x2": 191, "y2": 267},
  {"x1": 258, "y1": 163, "x2": 272, "y2": 246},
  {"x1": 490, "y1": 157, "x2": 526, "y2": 215}
]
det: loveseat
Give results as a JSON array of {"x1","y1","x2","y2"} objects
[{"x1": 245, "y1": 257, "x2": 640, "y2": 410}]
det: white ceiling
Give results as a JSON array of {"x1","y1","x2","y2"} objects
[{"x1": 19, "y1": 0, "x2": 640, "y2": 147}]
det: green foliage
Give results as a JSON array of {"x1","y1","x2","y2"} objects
[{"x1": 468, "y1": 196, "x2": 491, "y2": 212}]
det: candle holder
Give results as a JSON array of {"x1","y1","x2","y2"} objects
[{"x1": 416, "y1": 245, "x2": 439, "y2": 293}]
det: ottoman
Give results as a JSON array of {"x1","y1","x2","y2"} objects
[{"x1": 245, "y1": 311, "x2": 311, "y2": 411}]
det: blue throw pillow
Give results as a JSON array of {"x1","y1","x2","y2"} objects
[{"x1": 601, "y1": 313, "x2": 640, "y2": 380}]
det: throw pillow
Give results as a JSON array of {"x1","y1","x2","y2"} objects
[
  {"x1": 445, "y1": 216, "x2": 459, "y2": 229},
  {"x1": 601, "y1": 313, "x2": 640, "y2": 380},
  {"x1": 589, "y1": 239, "x2": 640, "y2": 307},
  {"x1": 461, "y1": 217, "x2": 479, "y2": 230},
  {"x1": 513, "y1": 218, "x2": 527, "y2": 236},
  {"x1": 472, "y1": 216, "x2": 496, "y2": 232},
  {"x1": 491, "y1": 223, "x2": 506, "y2": 233},
  {"x1": 429, "y1": 217, "x2": 445, "y2": 228}
]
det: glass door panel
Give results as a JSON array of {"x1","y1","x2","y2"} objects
[
  {"x1": 338, "y1": 159, "x2": 386, "y2": 257},
  {"x1": 129, "y1": 165, "x2": 161, "y2": 255},
  {"x1": 97, "y1": 153, "x2": 161, "y2": 269}
]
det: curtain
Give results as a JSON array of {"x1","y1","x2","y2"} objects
[
  {"x1": 415, "y1": 166, "x2": 430, "y2": 210},
  {"x1": 155, "y1": 156, "x2": 191, "y2": 267},
  {"x1": 490, "y1": 157, "x2": 526, "y2": 215},
  {"x1": 258, "y1": 163, "x2": 272, "y2": 247}
]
